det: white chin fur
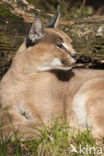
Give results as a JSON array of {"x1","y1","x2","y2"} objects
[
  {"x1": 37, "y1": 66, "x2": 72, "y2": 72},
  {"x1": 37, "y1": 58, "x2": 73, "y2": 72}
]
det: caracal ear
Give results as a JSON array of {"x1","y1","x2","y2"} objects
[
  {"x1": 46, "y1": 5, "x2": 60, "y2": 28},
  {"x1": 26, "y1": 16, "x2": 44, "y2": 48}
]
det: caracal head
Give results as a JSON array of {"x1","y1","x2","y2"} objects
[{"x1": 14, "y1": 6, "x2": 77, "y2": 74}]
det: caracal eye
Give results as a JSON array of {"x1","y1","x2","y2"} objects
[{"x1": 56, "y1": 43, "x2": 66, "y2": 50}]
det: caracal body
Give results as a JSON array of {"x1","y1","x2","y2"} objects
[{"x1": 0, "y1": 7, "x2": 104, "y2": 140}]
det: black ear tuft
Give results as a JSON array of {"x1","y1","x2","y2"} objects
[
  {"x1": 46, "y1": 5, "x2": 60, "y2": 28},
  {"x1": 26, "y1": 16, "x2": 44, "y2": 48}
]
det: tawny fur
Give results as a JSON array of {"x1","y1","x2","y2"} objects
[{"x1": 0, "y1": 12, "x2": 104, "y2": 141}]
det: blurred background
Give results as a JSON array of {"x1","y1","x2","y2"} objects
[{"x1": 27, "y1": 0, "x2": 104, "y2": 16}]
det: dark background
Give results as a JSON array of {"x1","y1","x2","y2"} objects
[{"x1": 27, "y1": 0, "x2": 104, "y2": 15}]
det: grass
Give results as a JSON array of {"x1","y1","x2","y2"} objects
[{"x1": 0, "y1": 117, "x2": 103, "y2": 156}]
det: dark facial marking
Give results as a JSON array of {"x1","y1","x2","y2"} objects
[{"x1": 26, "y1": 38, "x2": 35, "y2": 48}]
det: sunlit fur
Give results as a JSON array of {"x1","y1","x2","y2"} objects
[{"x1": 0, "y1": 15, "x2": 104, "y2": 142}]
